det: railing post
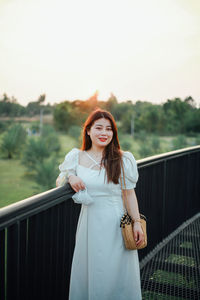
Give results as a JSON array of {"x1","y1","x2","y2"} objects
[{"x1": 162, "y1": 159, "x2": 167, "y2": 238}]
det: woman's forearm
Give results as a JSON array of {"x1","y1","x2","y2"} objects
[
  {"x1": 122, "y1": 189, "x2": 140, "y2": 220},
  {"x1": 56, "y1": 176, "x2": 60, "y2": 187}
]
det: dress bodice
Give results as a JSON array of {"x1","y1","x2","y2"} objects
[{"x1": 58, "y1": 147, "x2": 139, "y2": 190}]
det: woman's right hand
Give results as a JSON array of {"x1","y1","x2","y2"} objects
[{"x1": 68, "y1": 175, "x2": 86, "y2": 193}]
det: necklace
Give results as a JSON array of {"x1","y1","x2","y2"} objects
[{"x1": 87, "y1": 151, "x2": 103, "y2": 163}]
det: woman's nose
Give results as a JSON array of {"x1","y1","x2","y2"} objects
[{"x1": 101, "y1": 129, "x2": 107, "y2": 135}]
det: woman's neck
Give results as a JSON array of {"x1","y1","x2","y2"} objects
[{"x1": 89, "y1": 145, "x2": 104, "y2": 155}]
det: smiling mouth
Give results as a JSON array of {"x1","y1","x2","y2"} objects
[{"x1": 99, "y1": 138, "x2": 107, "y2": 142}]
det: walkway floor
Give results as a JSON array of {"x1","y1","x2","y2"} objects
[{"x1": 140, "y1": 213, "x2": 200, "y2": 300}]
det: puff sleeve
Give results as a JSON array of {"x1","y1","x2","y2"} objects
[
  {"x1": 120, "y1": 151, "x2": 139, "y2": 189},
  {"x1": 57, "y1": 148, "x2": 79, "y2": 186}
]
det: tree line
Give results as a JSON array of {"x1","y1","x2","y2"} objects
[
  {"x1": 1, "y1": 92, "x2": 200, "y2": 135},
  {"x1": 0, "y1": 93, "x2": 52, "y2": 117},
  {"x1": 53, "y1": 93, "x2": 200, "y2": 135}
]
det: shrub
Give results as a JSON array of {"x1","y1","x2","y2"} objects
[
  {"x1": 172, "y1": 135, "x2": 187, "y2": 150},
  {"x1": 138, "y1": 143, "x2": 154, "y2": 159},
  {"x1": 121, "y1": 140, "x2": 132, "y2": 151},
  {"x1": 151, "y1": 135, "x2": 161, "y2": 154},
  {"x1": 68, "y1": 125, "x2": 82, "y2": 139},
  {"x1": 22, "y1": 123, "x2": 61, "y2": 172},
  {"x1": 0, "y1": 121, "x2": 12, "y2": 133},
  {"x1": 195, "y1": 135, "x2": 200, "y2": 146},
  {"x1": 135, "y1": 130, "x2": 148, "y2": 142},
  {"x1": 0, "y1": 124, "x2": 26, "y2": 158},
  {"x1": 22, "y1": 137, "x2": 51, "y2": 171},
  {"x1": 34, "y1": 156, "x2": 58, "y2": 190},
  {"x1": 41, "y1": 124, "x2": 61, "y2": 153}
]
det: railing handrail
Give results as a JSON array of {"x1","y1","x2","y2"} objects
[
  {"x1": 0, "y1": 185, "x2": 74, "y2": 230},
  {"x1": 137, "y1": 145, "x2": 200, "y2": 167}
]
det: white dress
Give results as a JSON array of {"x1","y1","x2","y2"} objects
[{"x1": 58, "y1": 148, "x2": 142, "y2": 300}]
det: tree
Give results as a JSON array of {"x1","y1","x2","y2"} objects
[
  {"x1": 184, "y1": 109, "x2": 200, "y2": 133},
  {"x1": 37, "y1": 94, "x2": 46, "y2": 105},
  {"x1": 163, "y1": 98, "x2": 192, "y2": 134},
  {"x1": 0, "y1": 124, "x2": 26, "y2": 158},
  {"x1": 120, "y1": 109, "x2": 134, "y2": 134},
  {"x1": 34, "y1": 156, "x2": 58, "y2": 190},
  {"x1": 105, "y1": 93, "x2": 118, "y2": 116},
  {"x1": 0, "y1": 93, "x2": 26, "y2": 116},
  {"x1": 26, "y1": 94, "x2": 48, "y2": 116},
  {"x1": 41, "y1": 124, "x2": 61, "y2": 153},
  {"x1": 22, "y1": 125, "x2": 61, "y2": 172},
  {"x1": 53, "y1": 101, "x2": 76, "y2": 131},
  {"x1": 85, "y1": 91, "x2": 99, "y2": 110},
  {"x1": 184, "y1": 96, "x2": 196, "y2": 108},
  {"x1": 22, "y1": 137, "x2": 51, "y2": 171}
]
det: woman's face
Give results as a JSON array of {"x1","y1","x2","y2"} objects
[{"x1": 87, "y1": 118, "x2": 113, "y2": 149}]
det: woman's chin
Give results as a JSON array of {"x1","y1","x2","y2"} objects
[
  {"x1": 94, "y1": 141, "x2": 108, "y2": 148},
  {"x1": 99, "y1": 142, "x2": 111, "y2": 147}
]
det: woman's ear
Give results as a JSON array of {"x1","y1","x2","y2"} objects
[{"x1": 87, "y1": 129, "x2": 90, "y2": 136}]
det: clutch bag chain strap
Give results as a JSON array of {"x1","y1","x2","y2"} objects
[{"x1": 119, "y1": 161, "x2": 132, "y2": 227}]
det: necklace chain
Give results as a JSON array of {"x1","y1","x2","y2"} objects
[{"x1": 88, "y1": 151, "x2": 102, "y2": 163}]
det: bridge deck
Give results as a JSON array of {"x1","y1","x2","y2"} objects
[{"x1": 140, "y1": 213, "x2": 200, "y2": 300}]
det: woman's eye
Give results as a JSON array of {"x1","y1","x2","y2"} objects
[{"x1": 95, "y1": 127, "x2": 112, "y2": 131}]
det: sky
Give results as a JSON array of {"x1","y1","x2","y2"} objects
[{"x1": 0, "y1": 0, "x2": 200, "y2": 106}]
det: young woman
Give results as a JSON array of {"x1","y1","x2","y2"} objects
[{"x1": 56, "y1": 109, "x2": 144, "y2": 300}]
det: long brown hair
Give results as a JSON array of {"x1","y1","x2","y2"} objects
[{"x1": 81, "y1": 109, "x2": 122, "y2": 184}]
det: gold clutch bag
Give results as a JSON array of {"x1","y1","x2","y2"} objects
[{"x1": 120, "y1": 212, "x2": 147, "y2": 250}]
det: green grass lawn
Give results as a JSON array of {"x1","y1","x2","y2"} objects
[
  {"x1": 57, "y1": 133, "x2": 80, "y2": 160},
  {"x1": 0, "y1": 158, "x2": 38, "y2": 208}
]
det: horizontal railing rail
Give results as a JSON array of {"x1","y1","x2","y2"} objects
[
  {"x1": 0, "y1": 145, "x2": 200, "y2": 300},
  {"x1": 0, "y1": 185, "x2": 74, "y2": 230}
]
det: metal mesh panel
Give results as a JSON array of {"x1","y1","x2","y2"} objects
[{"x1": 140, "y1": 213, "x2": 200, "y2": 300}]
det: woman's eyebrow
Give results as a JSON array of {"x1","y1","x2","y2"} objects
[{"x1": 95, "y1": 124, "x2": 112, "y2": 128}]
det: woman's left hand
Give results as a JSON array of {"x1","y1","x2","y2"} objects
[{"x1": 133, "y1": 222, "x2": 144, "y2": 247}]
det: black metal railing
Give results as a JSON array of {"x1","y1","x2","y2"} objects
[
  {"x1": 137, "y1": 145, "x2": 200, "y2": 259},
  {"x1": 0, "y1": 145, "x2": 200, "y2": 300}
]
